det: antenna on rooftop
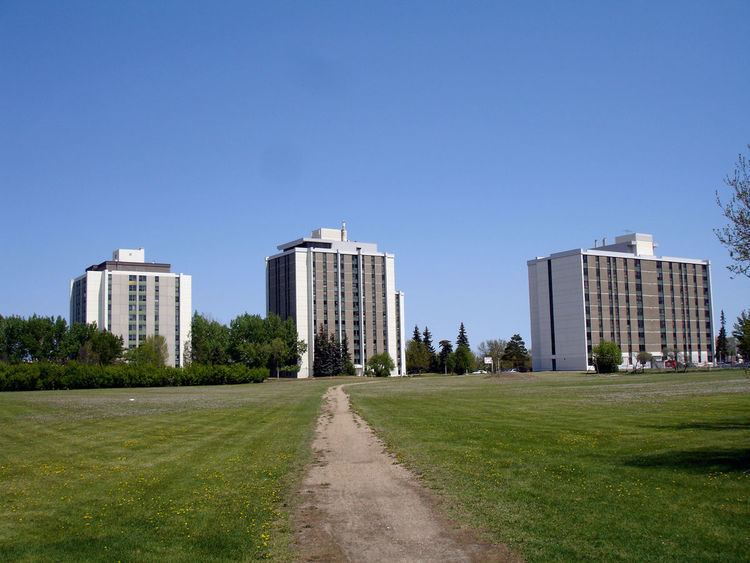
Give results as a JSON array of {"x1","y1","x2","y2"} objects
[{"x1": 341, "y1": 221, "x2": 348, "y2": 242}]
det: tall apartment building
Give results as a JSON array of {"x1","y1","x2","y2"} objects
[
  {"x1": 266, "y1": 225, "x2": 406, "y2": 377},
  {"x1": 528, "y1": 233, "x2": 714, "y2": 371},
  {"x1": 70, "y1": 248, "x2": 192, "y2": 367}
]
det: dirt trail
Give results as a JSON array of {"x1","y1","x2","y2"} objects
[{"x1": 294, "y1": 385, "x2": 516, "y2": 562}]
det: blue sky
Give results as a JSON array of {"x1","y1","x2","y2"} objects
[{"x1": 1, "y1": 1, "x2": 748, "y2": 348}]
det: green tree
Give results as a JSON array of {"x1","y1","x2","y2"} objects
[
  {"x1": 367, "y1": 353, "x2": 395, "y2": 377},
  {"x1": 715, "y1": 145, "x2": 750, "y2": 278},
  {"x1": 412, "y1": 325, "x2": 422, "y2": 343},
  {"x1": 501, "y1": 334, "x2": 530, "y2": 371},
  {"x1": 21, "y1": 315, "x2": 68, "y2": 363},
  {"x1": 715, "y1": 310, "x2": 729, "y2": 363},
  {"x1": 453, "y1": 344, "x2": 474, "y2": 374},
  {"x1": 636, "y1": 351, "x2": 653, "y2": 372},
  {"x1": 456, "y1": 322, "x2": 469, "y2": 347},
  {"x1": 422, "y1": 327, "x2": 437, "y2": 371},
  {"x1": 406, "y1": 340, "x2": 431, "y2": 374},
  {"x1": 438, "y1": 339, "x2": 453, "y2": 374},
  {"x1": 229, "y1": 314, "x2": 267, "y2": 367},
  {"x1": 340, "y1": 333, "x2": 356, "y2": 375},
  {"x1": 127, "y1": 335, "x2": 169, "y2": 367},
  {"x1": 228, "y1": 314, "x2": 305, "y2": 374},
  {"x1": 732, "y1": 311, "x2": 750, "y2": 360},
  {"x1": 90, "y1": 330, "x2": 123, "y2": 365},
  {"x1": 592, "y1": 340, "x2": 622, "y2": 373},
  {"x1": 61, "y1": 322, "x2": 99, "y2": 362},
  {"x1": 313, "y1": 326, "x2": 343, "y2": 376},
  {"x1": 267, "y1": 337, "x2": 288, "y2": 378},
  {"x1": 191, "y1": 312, "x2": 230, "y2": 365}
]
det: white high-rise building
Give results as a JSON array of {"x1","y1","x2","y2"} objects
[
  {"x1": 528, "y1": 233, "x2": 714, "y2": 372},
  {"x1": 266, "y1": 225, "x2": 406, "y2": 377},
  {"x1": 70, "y1": 249, "x2": 192, "y2": 367}
]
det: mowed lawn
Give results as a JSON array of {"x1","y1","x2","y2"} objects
[
  {"x1": 0, "y1": 379, "x2": 343, "y2": 562},
  {"x1": 348, "y1": 371, "x2": 750, "y2": 561}
]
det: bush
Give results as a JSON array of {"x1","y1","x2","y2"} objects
[
  {"x1": 592, "y1": 341, "x2": 622, "y2": 374},
  {"x1": 366, "y1": 353, "x2": 395, "y2": 377},
  {"x1": 0, "y1": 362, "x2": 269, "y2": 392}
]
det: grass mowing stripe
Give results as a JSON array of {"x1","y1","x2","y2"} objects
[
  {"x1": 0, "y1": 380, "x2": 341, "y2": 561},
  {"x1": 347, "y1": 371, "x2": 750, "y2": 561}
]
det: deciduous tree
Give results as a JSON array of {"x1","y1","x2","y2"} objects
[
  {"x1": 127, "y1": 335, "x2": 168, "y2": 367},
  {"x1": 366, "y1": 352, "x2": 394, "y2": 377},
  {"x1": 636, "y1": 351, "x2": 653, "y2": 372},
  {"x1": 406, "y1": 340, "x2": 430, "y2": 374},
  {"x1": 453, "y1": 344, "x2": 474, "y2": 374},
  {"x1": 477, "y1": 339, "x2": 506, "y2": 372},
  {"x1": 715, "y1": 145, "x2": 750, "y2": 278},
  {"x1": 191, "y1": 312, "x2": 230, "y2": 365}
]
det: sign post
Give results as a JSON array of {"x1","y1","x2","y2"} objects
[{"x1": 483, "y1": 356, "x2": 493, "y2": 374}]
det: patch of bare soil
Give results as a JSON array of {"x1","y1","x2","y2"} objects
[{"x1": 294, "y1": 385, "x2": 519, "y2": 562}]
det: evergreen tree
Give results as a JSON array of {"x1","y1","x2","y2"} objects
[
  {"x1": 716, "y1": 310, "x2": 729, "y2": 363},
  {"x1": 502, "y1": 334, "x2": 531, "y2": 370},
  {"x1": 732, "y1": 311, "x2": 750, "y2": 360},
  {"x1": 422, "y1": 327, "x2": 437, "y2": 371},
  {"x1": 412, "y1": 325, "x2": 422, "y2": 343},
  {"x1": 313, "y1": 325, "x2": 328, "y2": 376},
  {"x1": 329, "y1": 332, "x2": 343, "y2": 375},
  {"x1": 313, "y1": 326, "x2": 348, "y2": 376},
  {"x1": 456, "y1": 322, "x2": 469, "y2": 348},
  {"x1": 341, "y1": 333, "x2": 355, "y2": 375},
  {"x1": 438, "y1": 339, "x2": 453, "y2": 374}
]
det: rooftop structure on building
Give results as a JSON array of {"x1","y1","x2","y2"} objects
[
  {"x1": 70, "y1": 248, "x2": 192, "y2": 367},
  {"x1": 267, "y1": 224, "x2": 406, "y2": 377},
  {"x1": 527, "y1": 233, "x2": 714, "y2": 372}
]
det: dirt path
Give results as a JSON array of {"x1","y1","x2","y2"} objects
[{"x1": 293, "y1": 385, "x2": 517, "y2": 562}]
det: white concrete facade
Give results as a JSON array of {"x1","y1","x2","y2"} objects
[
  {"x1": 70, "y1": 249, "x2": 192, "y2": 367},
  {"x1": 267, "y1": 226, "x2": 406, "y2": 377},
  {"x1": 528, "y1": 233, "x2": 714, "y2": 372}
]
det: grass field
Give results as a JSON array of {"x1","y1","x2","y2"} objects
[
  {"x1": 0, "y1": 379, "x2": 345, "y2": 562},
  {"x1": 348, "y1": 371, "x2": 750, "y2": 561}
]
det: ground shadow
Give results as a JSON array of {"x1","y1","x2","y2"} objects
[
  {"x1": 641, "y1": 419, "x2": 750, "y2": 431},
  {"x1": 623, "y1": 447, "x2": 750, "y2": 473}
]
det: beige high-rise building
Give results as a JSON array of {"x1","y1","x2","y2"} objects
[
  {"x1": 528, "y1": 233, "x2": 714, "y2": 371},
  {"x1": 267, "y1": 225, "x2": 406, "y2": 377},
  {"x1": 69, "y1": 248, "x2": 192, "y2": 367}
]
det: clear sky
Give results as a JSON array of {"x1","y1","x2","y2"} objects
[{"x1": 1, "y1": 1, "x2": 748, "y2": 349}]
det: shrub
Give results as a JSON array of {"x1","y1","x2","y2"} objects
[
  {"x1": 0, "y1": 362, "x2": 268, "y2": 392},
  {"x1": 592, "y1": 341, "x2": 622, "y2": 374},
  {"x1": 366, "y1": 353, "x2": 395, "y2": 377}
]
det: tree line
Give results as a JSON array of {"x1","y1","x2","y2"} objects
[
  {"x1": 0, "y1": 315, "x2": 124, "y2": 365},
  {"x1": 0, "y1": 312, "x2": 308, "y2": 389},
  {"x1": 406, "y1": 322, "x2": 531, "y2": 375},
  {"x1": 189, "y1": 313, "x2": 306, "y2": 376}
]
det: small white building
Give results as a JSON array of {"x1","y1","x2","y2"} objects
[{"x1": 70, "y1": 249, "x2": 192, "y2": 367}]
